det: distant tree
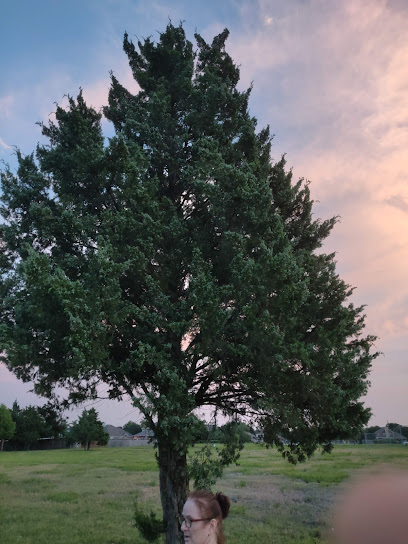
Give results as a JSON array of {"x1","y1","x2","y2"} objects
[
  {"x1": 123, "y1": 420, "x2": 142, "y2": 435},
  {"x1": 37, "y1": 402, "x2": 67, "y2": 439},
  {"x1": 69, "y1": 408, "x2": 108, "y2": 450},
  {"x1": 387, "y1": 422, "x2": 399, "y2": 430},
  {"x1": 0, "y1": 404, "x2": 16, "y2": 451},
  {"x1": 220, "y1": 421, "x2": 252, "y2": 445},
  {"x1": 364, "y1": 425, "x2": 380, "y2": 435},
  {"x1": 9, "y1": 402, "x2": 49, "y2": 450},
  {"x1": 10, "y1": 400, "x2": 19, "y2": 421},
  {"x1": 189, "y1": 416, "x2": 209, "y2": 443}
]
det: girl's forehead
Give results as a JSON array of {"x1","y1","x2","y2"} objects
[{"x1": 182, "y1": 499, "x2": 201, "y2": 517}]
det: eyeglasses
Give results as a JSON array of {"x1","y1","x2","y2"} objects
[{"x1": 178, "y1": 515, "x2": 211, "y2": 528}]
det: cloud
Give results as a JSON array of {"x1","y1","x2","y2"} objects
[
  {"x1": 227, "y1": 1, "x2": 408, "y2": 183},
  {"x1": 81, "y1": 60, "x2": 141, "y2": 113},
  {"x1": 1, "y1": 57, "x2": 141, "y2": 164},
  {"x1": 1, "y1": 1, "x2": 406, "y2": 426},
  {"x1": 0, "y1": 137, "x2": 12, "y2": 149},
  {"x1": 218, "y1": 2, "x2": 408, "y2": 427},
  {"x1": 0, "y1": 95, "x2": 14, "y2": 119},
  {"x1": 178, "y1": 3, "x2": 408, "y2": 425},
  {"x1": 224, "y1": 6, "x2": 408, "y2": 241},
  {"x1": 385, "y1": 195, "x2": 408, "y2": 214}
]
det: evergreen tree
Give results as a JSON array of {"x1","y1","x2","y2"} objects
[
  {"x1": 8, "y1": 402, "x2": 49, "y2": 450},
  {"x1": 0, "y1": 23, "x2": 377, "y2": 543},
  {"x1": 0, "y1": 404, "x2": 16, "y2": 451},
  {"x1": 68, "y1": 408, "x2": 108, "y2": 450},
  {"x1": 220, "y1": 421, "x2": 252, "y2": 445},
  {"x1": 37, "y1": 402, "x2": 67, "y2": 439},
  {"x1": 364, "y1": 425, "x2": 381, "y2": 435},
  {"x1": 123, "y1": 421, "x2": 143, "y2": 435}
]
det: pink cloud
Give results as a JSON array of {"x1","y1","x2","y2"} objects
[
  {"x1": 2, "y1": 2, "x2": 406, "y2": 426},
  {"x1": 216, "y1": 0, "x2": 408, "y2": 424},
  {"x1": 38, "y1": 59, "x2": 141, "y2": 129},
  {"x1": 81, "y1": 60, "x2": 141, "y2": 112}
]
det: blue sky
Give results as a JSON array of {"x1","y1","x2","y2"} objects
[{"x1": 1, "y1": 0, "x2": 408, "y2": 427}]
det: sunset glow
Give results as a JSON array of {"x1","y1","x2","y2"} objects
[{"x1": 1, "y1": 0, "x2": 407, "y2": 426}]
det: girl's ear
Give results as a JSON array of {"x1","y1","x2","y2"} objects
[{"x1": 209, "y1": 518, "x2": 218, "y2": 535}]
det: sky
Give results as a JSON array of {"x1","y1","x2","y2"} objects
[{"x1": 1, "y1": 0, "x2": 407, "y2": 427}]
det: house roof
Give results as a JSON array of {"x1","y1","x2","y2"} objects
[
  {"x1": 134, "y1": 428, "x2": 155, "y2": 437},
  {"x1": 103, "y1": 424, "x2": 133, "y2": 438},
  {"x1": 374, "y1": 427, "x2": 407, "y2": 440}
]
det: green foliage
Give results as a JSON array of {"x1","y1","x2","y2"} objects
[
  {"x1": 364, "y1": 425, "x2": 381, "y2": 434},
  {"x1": 5, "y1": 402, "x2": 67, "y2": 450},
  {"x1": 8, "y1": 402, "x2": 51, "y2": 450},
  {"x1": 0, "y1": 21, "x2": 378, "y2": 542},
  {"x1": 220, "y1": 421, "x2": 252, "y2": 445},
  {"x1": 187, "y1": 420, "x2": 251, "y2": 487},
  {"x1": 189, "y1": 416, "x2": 209, "y2": 443},
  {"x1": 0, "y1": 404, "x2": 16, "y2": 450},
  {"x1": 188, "y1": 433, "x2": 243, "y2": 489},
  {"x1": 134, "y1": 501, "x2": 165, "y2": 543},
  {"x1": 37, "y1": 403, "x2": 67, "y2": 439},
  {"x1": 123, "y1": 421, "x2": 143, "y2": 435},
  {"x1": 68, "y1": 409, "x2": 108, "y2": 450}
]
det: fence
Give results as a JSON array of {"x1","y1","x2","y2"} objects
[{"x1": 108, "y1": 438, "x2": 154, "y2": 447}]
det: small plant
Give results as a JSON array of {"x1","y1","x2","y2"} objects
[
  {"x1": 134, "y1": 501, "x2": 165, "y2": 543},
  {"x1": 188, "y1": 433, "x2": 243, "y2": 489}
]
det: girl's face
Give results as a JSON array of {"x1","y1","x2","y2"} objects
[{"x1": 181, "y1": 499, "x2": 217, "y2": 544}]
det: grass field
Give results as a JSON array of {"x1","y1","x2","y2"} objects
[{"x1": 1, "y1": 444, "x2": 407, "y2": 544}]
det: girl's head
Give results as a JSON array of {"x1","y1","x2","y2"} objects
[{"x1": 181, "y1": 490, "x2": 230, "y2": 544}]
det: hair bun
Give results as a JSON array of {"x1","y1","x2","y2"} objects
[{"x1": 216, "y1": 492, "x2": 231, "y2": 519}]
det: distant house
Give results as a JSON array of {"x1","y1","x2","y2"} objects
[
  {"x1": 103, "y1": 425, "x2": 133, "y2": 439},
  {"x1": 250, "y1": 432, "x2": 264, "y2": 443},
  {"x1": 133, "y1": 428, "x2": 155, "y2": 441},
  {"x1": 103, "y1": 425, "x2": 155, "y2": 447},
  {"x1": 375, "y1": 426, "x2": 407, "y2": 443}
]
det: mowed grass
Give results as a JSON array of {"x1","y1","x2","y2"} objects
[{"x1": 0, "y1": 444, "x2": 407, "y2": 544}]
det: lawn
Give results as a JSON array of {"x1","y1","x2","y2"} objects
[{"x1": 1, "y1": 444, "x2": 407, "y2": 544}]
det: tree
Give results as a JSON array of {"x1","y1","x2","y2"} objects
[
  {"x1": 220, "y1": 421, "x2": 252, "y2": 445},
  {"x1": 189, "y1": 416, "x2": 209, "y2": 443},
  {"x1": 123, "y1": 420, "x2": 142, "y2": 435},
  {"x1": 68, "y1": 408, "x2": 108, "y2": 450},
  {"x1": 0, "y1": 23, "x2": 377, "y2": 543},
  {"x1": 8, "y1": 402, "x2": 49, "y2": 450},
  {"x1": 37, "y1": 402, "x2": 67, "y2": 439},
  {"x1": 364, "y1": 425, "x2": 380, "y2": 435},
  {"x1": 0, "y1": 404, "x2": 16, "y2": 451}
]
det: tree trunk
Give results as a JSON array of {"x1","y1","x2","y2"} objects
[
  {"x1": 158, "y1": 443, "x2": 189, "y2": 544},
  {"x1": 0, "y1": 439, "x2": 4, "y2": 452}
]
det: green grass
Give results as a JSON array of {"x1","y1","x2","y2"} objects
[{"x1": 0, "y1": 444, "x2": 407, "y2": 544}]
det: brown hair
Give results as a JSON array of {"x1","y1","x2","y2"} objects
[{"x1": 188, "y1": 490, "x2": 231, "y2": 544}]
